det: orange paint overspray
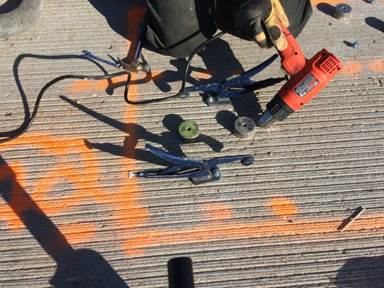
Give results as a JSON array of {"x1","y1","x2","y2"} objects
[
  {"x1": 202, "y1": 203, "x2": 233, "y2": 221},
  {"x1": 2, "y1": 135, "x2": 384, "y2": 256},
  {"x1": 69, "y1": 75, "x2": 127, "y2": 94},
  {"x1": 342, "y1": 61, "x2": 362, "y2": 75},
  {"x1": 117, "y1": 72, "x2": 150, "y2": 229},
  {"x1": 0, "y1": 134, "x2": 147, "y2": 245},
  {"x1": 368, "y1": 59, "x2": 384, "y2": 73},
  {"x1": 268, "y1": 197, "x2": 298, "y2": 219},
  {"x1": 122, "y1": 215, "x2": 384, "y2": 255},
  {"x1": 340, "y1": 59, "x2": 384, "y2": 75},
  {"x1": 0, "y1": 137, "x2": 100, "y2": 244}
]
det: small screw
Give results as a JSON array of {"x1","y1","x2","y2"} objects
[{"x1": 351, "y1": 41, "x2": 360, "y2": 49}]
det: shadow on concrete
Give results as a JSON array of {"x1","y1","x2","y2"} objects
[
  {"x1": 335, "y1": 256, "x2": 384, "y2": 287},
  {"x1": 366, "y1": 17, "x2": 384, "y2": 33},
  {"x1": 343, "y1": 40, "x2": 356, "y2": 48},
  {"x1": 87, "y1": 0, "x2": 145, "y2": 40},
  {"x1": 152, "y1": 38, "x2": 263, "y2": 118},
  {"x1": 60, "y1": 96, "x2": 223, "y2": 164},
  {"x1": 316, "y1": 3, "x2": 335, "y2": 18},
  {"x1": 215, "y1": 110, "x2": 237, "y2": 134},
  {"x1": 0, "y1": 156, "x2": 129, "y2": 288},
  {"x1": 87, "y1": 0, "x2": 147, "y2": 61}
]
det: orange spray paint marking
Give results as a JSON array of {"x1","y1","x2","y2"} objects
[
  {"x1": 123, "y1": 215, "x2": 384, "y2": 255},
  {"x1": 342, "y1": 61, "x2": 362, "y2": 75},
  {"x1": 116, "y1": 72, "x2": 150, "y2": 229},
  {"x1": 0, "y1": 134, "x2": 144, "y2": 245},
  {"x1": 60, "y1": 223, "x2": 97, "y2": 244},
  {"x1": 69, "y1": 75, "x2": 127, "y2": 94},
  {"x1": 126, "y1": 5, "x2": 147, "y2": 61},
  {"x1": 368, "y1": 59, "x2": 384, "y2": 73},
  {"x1": 268, "y1": 197, "x2": 298, "y2": 219},
  {"x1": 202, "y1": 203, "x2": 234, "y2": 221}
]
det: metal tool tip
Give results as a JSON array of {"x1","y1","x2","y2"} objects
[{"x1": 128, "y1": 172, "x2": 137, "y2": 178}]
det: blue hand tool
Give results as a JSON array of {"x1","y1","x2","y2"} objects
[
  {"x1": 81, "y1": 49, "x2": 150, "y2": 73},
  {"x1": 179, "y1": 54, "x2": 284, "y2": 105},
  {"x1": 130, "y1": 144, "x2": 254, "y2": 185},
  {"x1": 81, "y1": 50, "x2": 121, "y2": 68}
]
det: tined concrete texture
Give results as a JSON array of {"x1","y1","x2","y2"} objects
[{"x1": 0, "y1": 0, "x2": 384, "y2": 287}]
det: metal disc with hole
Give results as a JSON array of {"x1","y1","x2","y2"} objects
[
  {"x1": 234, "y1": 117, "x2": 256, "y2": 139},
  {"x1": 334, "y1": 3, "x2": 352, "y2": 19},
  {"x1": 178, "y1": 120, "x2": 200, "y2": 142}
]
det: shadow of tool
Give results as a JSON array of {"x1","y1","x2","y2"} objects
[
  {"x1": 366, "y1": 17, "x2": 384, "y2": 33},
  {"x1": 335, "y1": 256, "x2": 384, "y2": 287},
  {"x1": 215, "y1": 110, "x2": 238, "y2": 134},
  {"x1": 0, "y1": 156, "x2": 129, "y2": 288},
  {"x1": 196, "y1": 38, "x2": 263, "y2": 118},
  {"x1": 60, "y1": 96, "x2": 223, "y2": 163},
  {"x1": 317, "y1": 3, "x2": 336, "y2": 18},
  {"x1": 152, "y1": 39, "x2": 243, "y2": 91},
  {"x1": 168, "y1": 257, "x2": 195, "y2": 288},
  {"x1": 152, "y1": 38, "x2": 263, "y2": 118}
]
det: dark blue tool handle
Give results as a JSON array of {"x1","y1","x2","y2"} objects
[
  {"x1": 205, "y1": 155, "x2": 254, "y2": 168},
  {"x1": 180, "y1": 54, "x2": 278, "y2": 99},
  {"x1": 145, "y1": 144, "x2": 205, "y2": 168},
  {"x1": 137, "y1": 168, "x2": 210, "y2": 179},
  {"x1": 220, "y1": 54, "x2": 278, "y2": 89}
]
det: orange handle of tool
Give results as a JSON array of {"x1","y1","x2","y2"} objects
[
  {"x1": 278, "y1": 49, "x2": 343, "y2": 111},
  {"x1": 277, "y1": 26, "x2": 306, "y2": 76}
]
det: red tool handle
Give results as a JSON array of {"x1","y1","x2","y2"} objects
[
  {"x1": 278, "y1": 26, "x2": 306, "y2": 76},
  {"x1": 277, "y1": 25, "x2": 342, "y2": 112},
  {"x1": 279, "y1": 49, "x2": 342, "y2": 111},
  {"x1": 259, "y1": 25, "x2": 343, "y2": 127}
]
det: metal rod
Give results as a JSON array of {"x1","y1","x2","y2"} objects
[{"x1": 339, "y1": 206, "x2": 366, "y2": 232}]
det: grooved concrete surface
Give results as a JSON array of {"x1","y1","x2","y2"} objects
[{"x1": 0, "y1": 1, "x2": 384, "y2": 287}]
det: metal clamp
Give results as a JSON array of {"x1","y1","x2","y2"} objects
[
  {"x1": 180, "y1": 54, "x2": 283, "y2": 105},
  {"x1": 130, "y1": 144, "x2": 254, "y2": 184},
  {"x1": 81, "y1": 50, "x2": 120, "y2": 68}
]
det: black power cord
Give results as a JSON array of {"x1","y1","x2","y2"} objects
[
  {"x1": 0, "y1": 30, "x2": 227, "y2": 143},
  {"x1": 0, "y1": 54, "x2": 130, "y2": 144},
  {"x1": 123, "y1": 30, "x2": 227, "y2": 105}
]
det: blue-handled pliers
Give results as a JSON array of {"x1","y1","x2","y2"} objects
[
  {"x1": 130, "y1": 144, "x2": 254, "y2": 185},
  {"x1": 180, "y1": 54, "x2": 285, "y2": 105}
]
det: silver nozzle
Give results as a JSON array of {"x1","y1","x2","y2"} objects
[{"x1": 257, "y1": 110, "x2": 276, "y2": 128}]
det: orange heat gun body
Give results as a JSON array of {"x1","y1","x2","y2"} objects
[{"x1": 257, "y1": 27, "x2": 343, "y2": 127}]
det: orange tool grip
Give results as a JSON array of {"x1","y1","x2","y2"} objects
[{"x1": 279, "y1": 49, "x2": 342, "y2": 111}]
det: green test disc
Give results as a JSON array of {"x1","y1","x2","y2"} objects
[{"x1": 178, "y1": 120, "x2": 199, "y2": 142}]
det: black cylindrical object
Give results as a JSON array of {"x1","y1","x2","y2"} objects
[{"x1": 168, "y1": 257, "x2": 195, "y2": 288}]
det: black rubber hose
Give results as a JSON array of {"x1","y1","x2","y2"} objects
[{"x1": 0, "y1": 0, "x2": 42, "y2": 38}]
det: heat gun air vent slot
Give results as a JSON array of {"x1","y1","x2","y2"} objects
[{"x1": 320, "y1": 56, "x2": 341, "y2": 75}]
